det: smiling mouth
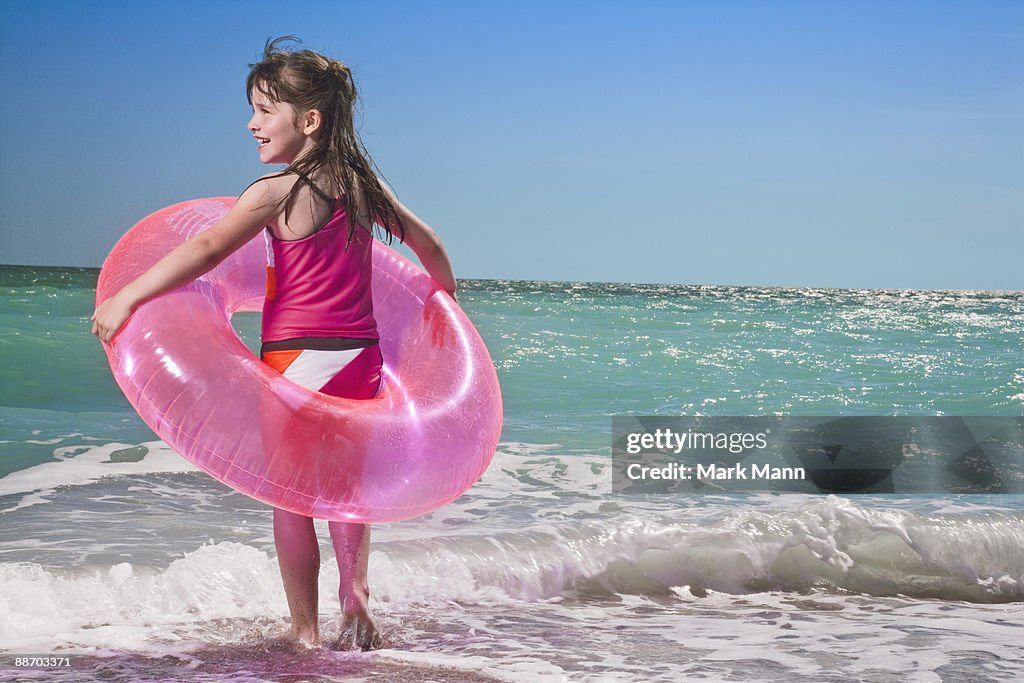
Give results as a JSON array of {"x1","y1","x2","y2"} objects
[{"x1": 256, "y1": 137, "x2": 269, "y2": 147}]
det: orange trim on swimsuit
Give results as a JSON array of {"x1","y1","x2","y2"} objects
[
  {"x1": 265, "y1": 265, "x2": 277, "y2": 301},
  {"x1": 262, "y1": 348, "x2": 303, "y2": 374}
]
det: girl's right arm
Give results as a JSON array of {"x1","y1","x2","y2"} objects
[
  {"x1": 91, "y1": 180, "x2": 283, "y2": 342},
  {"x1": 377, "y1": 184, "x2": 458, "y2": 299}
]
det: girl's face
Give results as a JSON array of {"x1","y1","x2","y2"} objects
[{"x1": 247, "y1": 89, "x2": 316, "y2": 165}]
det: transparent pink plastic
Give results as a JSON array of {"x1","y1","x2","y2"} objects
[{"x1": 96, "y1": 198, "x2": 502, "y2": 522}]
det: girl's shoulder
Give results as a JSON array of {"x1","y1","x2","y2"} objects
[
  {"x1": 241, "y1": 171, "x2": 301, "y2": 205},
  {"x1": 244, "y1": 170, "x2": 341, "y2": 240}
]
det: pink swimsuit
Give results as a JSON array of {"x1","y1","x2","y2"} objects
[{"x1": 260, "y1": 202, "x2": 383, "y2": 400}]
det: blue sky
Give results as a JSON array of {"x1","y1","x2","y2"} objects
[{"x1": 1, "y1": 1, "x2": 1021, "y2": 290}]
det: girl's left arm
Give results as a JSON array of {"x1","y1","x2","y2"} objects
[{"x1": 91, "y1": 184, "x2": 279, "y2": 342}]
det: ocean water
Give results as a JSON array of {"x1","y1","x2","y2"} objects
[{"x1": 1, "y1": 264, "x2": 1022, "y2": 682}]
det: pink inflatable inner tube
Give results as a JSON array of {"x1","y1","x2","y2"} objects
[{"x1": 96, "y1": 198, "x2": 502, "y2": 522}]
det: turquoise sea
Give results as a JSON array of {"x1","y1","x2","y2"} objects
[{"x1": 1, "y1": 264, "x2": 1022, "y2": 681}]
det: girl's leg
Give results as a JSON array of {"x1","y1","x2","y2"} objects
[
  {"x1": 266, "y1": 345, "x2": 383, "y2": 649},
  {"x1": 274, "y1": 508, "x2": 322, "y2": 646},
  {"x1": 328, "y1": 521, "x2": 379, "y2": 649}
]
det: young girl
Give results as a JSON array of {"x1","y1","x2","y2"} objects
[{"x1": 92, "y1": 37, "x2": 457, "y2": 650}]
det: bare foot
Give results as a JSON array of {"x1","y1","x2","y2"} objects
[
  {"x1": 336, "y1": 590, "x2": 381, "y2": 651},
  {"x1": 287, "y1": 624, "x2": 322, "y2": 650},
  {"x1": 267, "y1": 628, "x2": 322, "y2": 654}
]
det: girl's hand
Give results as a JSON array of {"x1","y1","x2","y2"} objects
[
  {"x1": 89, "y1": 179, "x2": 282, "y2": 344},
  {"x1": 91, "y1": 294, "x2": 136, "y2": 343}
]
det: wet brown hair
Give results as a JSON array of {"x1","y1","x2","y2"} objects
[{"x1": 246, "y1": 36, "x2": 404, "y2": 243}]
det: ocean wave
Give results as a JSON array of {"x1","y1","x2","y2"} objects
[
  {"x1": 1, "y1": 500, "x2": 1021, "y2": 673},
  {"x1": 3, "y1": 444, "x2": 1023, "y2": 606},
  {"x1": 376, "y1": 496, "x2": 1024, "y2": 605},
  {"x1": 0, "y1": 440, "x2": 199, "y2": 514}
]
